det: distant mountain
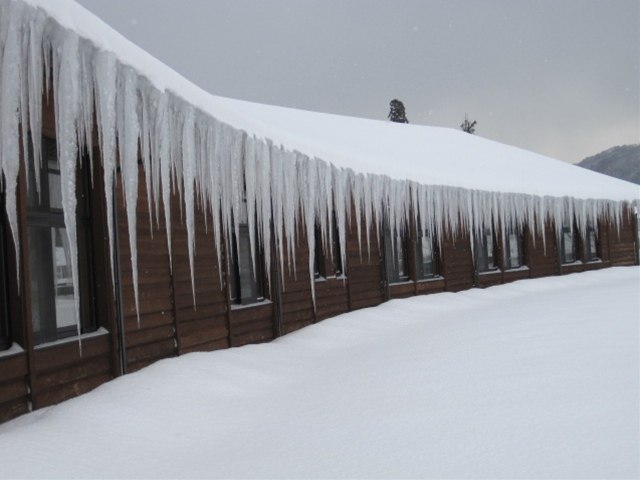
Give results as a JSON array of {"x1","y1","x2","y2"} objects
[{"x1": 577, "y1": 144, "x2": 640, "y2": 185}]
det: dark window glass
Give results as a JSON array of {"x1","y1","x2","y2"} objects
[
  {"x1": 313, "y1": 212, "x2": 343, "y2": 280},
  {"x1": 416, "y1": 228, "x2": 439, "y2": 279},
  {"x1": 504, "y1": 229, "x2": 525, "y2": 270},
  {"x1": 230, "y1": 200, "x2": 264, "y2": 305},
  {"x1": 585, "y1": 223, "x2": 600, "y2": 262},
  {"x1": 385, "y1": 222, "x2": 409, "y2": 283},
  {"x1": 27, "y1": 138, "x2": 97, "y2": 344},
  {"x1": 475, "y1": 228, "x2": 498, "y2": 273},
  {"x1": 560, "y1": 220, "x2": 579, "y2": 265},
  {"x1": 0, "y1": 195, "x2": 10, "y2": 351}
]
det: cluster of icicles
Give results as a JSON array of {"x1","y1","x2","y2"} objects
[{"x1": 0, "y1": 1, "x2": 632, "y2": 336}]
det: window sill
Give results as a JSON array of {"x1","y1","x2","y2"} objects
[
  {"x1": 504, "y1": 265, "x2": 530, "y2": 273},
  {"x1": 478, "y1": 269, "x2": 501, "y2": 276},
  {"x1": 389, "y1": 279, "x2": 414, "y2": 286},
  {"x1": 315, "y1": 274, "x2": 347, "y2": 283},
  {"x1": 231, "y1": 299, "x2": 272, "y2": 311},
  {"x1": 34, "y1": 327, "x2": 109, "y2": 350},
  {"x1": 416, "y1": 275, "x2": 444, "y2": 283},
  {"x1": 561, "y1": 260, "x2": 583, "y2": 267},
  {"x1": 585, "y1": 258, "x2": 602, "y2": 264},
  {"x1": 0, "y1": 342, "x2": 25, "y2": 358}
]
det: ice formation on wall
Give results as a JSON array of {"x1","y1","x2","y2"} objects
[{"x1": 0, "y1": 0, "x2": 635, "y2": 335}]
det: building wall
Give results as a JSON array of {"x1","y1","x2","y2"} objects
[{"x1": 0, "y1": 96, "x2": 638, "y2": 425}]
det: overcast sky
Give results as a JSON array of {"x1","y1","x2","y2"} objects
[{"x1": 76, "y1": 0, "x2": 639, "y2": 164}]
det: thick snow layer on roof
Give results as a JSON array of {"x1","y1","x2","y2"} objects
[
  {"x1": 23, "y1": 0, "x2": 639, "y2": 202},
  {"x1": 207, "y1": 97, "x2": 640, "y2": 201}
]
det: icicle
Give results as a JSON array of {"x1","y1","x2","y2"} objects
[
  {"x1": 139, "y1": 78, "x2": 154, "y2": 234},
  {"x1": 181, "y1": 105, "x2": 197, "y2": 307},
  {"x1": 77, "y1": 40, "x2": 94, "y2": 180},
  {"x1": 256, "y1": 139, "x2": 272, "y2": 294},
  {"x1": 94, "y1": 49, "x2": 117, "y2": 287},
  {"x1": 116, "y1": 66, "x2": 140, "y2": 324},
  {"x1": 157, "y1": 93, "x2": 173, "y2": 269},
  {"x1": 52, "y1": 29, "x2": 83, "y2": 349},
  {"x1": 26, "y1": 8, "x2": 46, "y2": 199},
  {"x1": 300, "y1": 154, "x2": 318, "y2": 309},
  {"x1": 243, "y1": 134, "x2": 258, "y2": 277}
]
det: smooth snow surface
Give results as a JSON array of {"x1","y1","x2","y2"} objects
[{"x1": 1, "y1": 267, "x2": 638, "y2": 479}]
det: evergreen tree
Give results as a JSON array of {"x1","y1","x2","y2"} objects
[
  {"x1": 388, "y1": 99, "x2": 409, "y2": 123},
  {"x1": 460, "y1": 114, "x2": 477, "y2": 134}
]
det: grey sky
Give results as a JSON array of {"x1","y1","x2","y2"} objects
[{"x1": 76, "y1": 0, "x2": 639, "y2": 164}]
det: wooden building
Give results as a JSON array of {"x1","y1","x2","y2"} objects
[{"x1": 0, "y1": 0, "x2": 638, "y2": 425}]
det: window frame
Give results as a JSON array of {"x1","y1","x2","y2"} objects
[
  {"x1": 416, "y1": 227, "x2": 439, "y2": 280},
  {"x1": 559, "y1": 219, "x2": 580, "y2": 265},
  {"x1": 475, "y1": 227, "x2": 499, "y2": 273},
  {"x1": 26, "y1": 137, "x2": 98, "y2": 345},
  {"x1": 229, "y1": 199, "x2": 266, "y2": 307},
  {"x1": 313, "y1": 212, "x2": 343, "y2": 281},
  {"x1": 504, "y1": 227, "x2": 525, "y2": 270},
  {"x1": 385, "y1": 221, "x2": 410, "y2": 284},
  {"x1": 584, "y1": 222, "x2": 600, "y2": 263},
  {"x1": 0, "y1": 191, "x2": 10, "y2": 351}
]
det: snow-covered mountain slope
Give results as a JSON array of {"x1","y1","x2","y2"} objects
[
  {"x1": 0, "y1": 267, "x2": 637, "y2": 478},
  {"x1": 579, "y1": 144, "x2": 640, "y2": 185}
]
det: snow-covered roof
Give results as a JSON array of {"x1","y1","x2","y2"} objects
[{"x1": 20, "y1": 0, "x2": 639, "y2": 202}]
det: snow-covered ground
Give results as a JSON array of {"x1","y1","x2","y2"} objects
[{"x1": 1, "y1": 267, "x2": 638, "y2": 479}]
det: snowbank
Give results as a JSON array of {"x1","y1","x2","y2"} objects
[{"x1": 1, "y1": 267, "x2": 637, "y2": 479}]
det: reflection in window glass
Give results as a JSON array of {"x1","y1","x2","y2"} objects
[
  {"x1": 505, "y1": 230, "x2": 524, "y2": 270},
  {"x1": 585, "y1": 224, "x2": 599, "y2": 262},
  {"x1": 27, "y1": 137, "x2": 96, "y2": 344},
  {"x1": 230, "y1": 199, "x2": 265, "y2": 306},
  {"x1": 384, "y1": 226, "x2": 409, "y2": 283},
  {"x1": 475, "y1": 228, "x2": 498, "y2": 273},
  {"x1": 561, "y1": 225, "x2": 578, "y2": 264},
  {"x1": 29, "y1": 227, "x2": 77, "y2": 343},
  {"x1": 384, "y1": 223, "x2": 409, "y2": 284},
  {"x1": 313, "y1": 213, "x2": 343, "y2": 281},
  {"x1": 417, "y1": 230, "x2": 439, "y2": 279}
]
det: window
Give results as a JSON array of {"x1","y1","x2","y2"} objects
[
  {"x1": 0, "y1": 193, "x2": 10, "y2": 351},
  {"x1": 559, "y1": 219, "x2": 579, "y2": 265},
  {"x1": 504, "y1": 227, "x2": 525, "y2": 270},
  {"x1": 230, "y1": 198, "x2": 264, "y2": 305},
  {"x1": 313, "y1": 212, "x2": 343, "y2": 280},
  {"x1": 475, "y1": 228, "x2": 499, "y2": 273},
  {"x1": 416, "y1": 227, "x2": 439, "y2": 279},
  {"x1": 584, "y1": 222, "x2": 600, "y2": 262},
  {"x1": 385, "y1": 222, "x2": 409, "y2": 283},
  {"x1": 27, "y1": 138, "x2": 97, "y2": 344}
]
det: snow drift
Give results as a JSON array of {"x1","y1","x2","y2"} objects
[{"x1": 0, "y1": 267, "x2": 637, "y2": 478}]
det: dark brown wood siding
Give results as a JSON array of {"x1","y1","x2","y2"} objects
[
  {"x1": 608, "y1": 210, "x2": 638, "y2": 266},
  {"x1": 116, "y1": 171, "x2": 177, "y2": 373},
  {"x1": 170, "y1": 199, "x2": 229, "y2": 355},
  {"x1": 346, "y1": 222, "x2": 385, "y2": 310},
  {"x1": 279, "y1": 231, "x2": 316, "y2": 334},
  {"x1": 30, "y1": 334, "x2": 112, "y2": 409},
  {"x1": 527, "y1": 221, "x2": 559, "y2": 278},
  {"x1": 442, "y1": 229, "x2": 475, "y2": 292},
  {"x1": 0, "y1": 353, "x2": 29, "y2": 423}
]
